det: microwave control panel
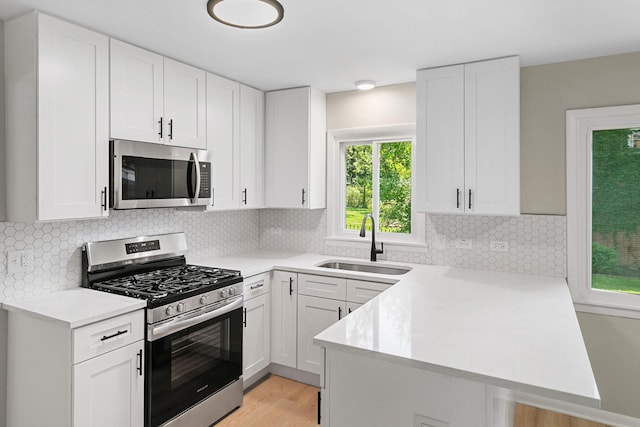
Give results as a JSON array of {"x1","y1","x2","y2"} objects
[{"x1": 199, "y1": 162, "x2": 211, "y2": 198}]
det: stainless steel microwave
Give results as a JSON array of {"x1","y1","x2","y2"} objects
[{"x1": 110, "y1": 139, "x2": 211, "y2": 209}]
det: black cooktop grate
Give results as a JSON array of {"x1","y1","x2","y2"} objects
[{"x1": 91, "y1": 265, "x2": 241, "y2": 302}]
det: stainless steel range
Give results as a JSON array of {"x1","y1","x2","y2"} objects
[{"x1": 82, "y1": 233, "x2": 243, "y2": 427}]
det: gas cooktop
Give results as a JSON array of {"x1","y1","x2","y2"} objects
[{"x1": 91, "y1": 264, "x2": 242, "y2": 302}]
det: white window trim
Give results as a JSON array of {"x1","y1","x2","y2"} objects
[
  {"x1": 567, "y1": 104, "x2": 640, "y2": 319},
  {"x1": 326, "y1": 124, "x2": 426, "y2": 251}
]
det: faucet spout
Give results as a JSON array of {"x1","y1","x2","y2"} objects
[{"x1": 359, "y1": 214, "x2": 384, "y2": 262}]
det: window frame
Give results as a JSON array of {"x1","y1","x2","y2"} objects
[
  {"x1": 326, "y1": 124, "x2": 426, "y2": 250},
  {"x1": 567, "y1": 104, "x2": 640, "y2": 318}
]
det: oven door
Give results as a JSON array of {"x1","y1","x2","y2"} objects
[
  {"x1": 111, "y1": 139, "x2": 211, "y2": 209},
  {"x1": 146, "y1": 297, "x2": 243, "y2": 427}
]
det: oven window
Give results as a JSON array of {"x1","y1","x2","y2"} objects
[{"x1": 170, "y1": 321, "x2": 229, "y2": 388}]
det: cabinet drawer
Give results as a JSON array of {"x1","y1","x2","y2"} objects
[
  {"x1": 244, "y1": 273, "x2": 270, "y2": 299},
  {"x1": 346, "y1": 280, "x2": 393, "y2": 304},
  {"x1": 73, "y1": 310, "x2": 144, "y2": 364},
  {"x1": 298, "y1": 274, "x2": 346, "y2": 300}
]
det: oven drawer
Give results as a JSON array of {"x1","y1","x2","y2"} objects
[
  {"x1": 244, "y1": 273, "x2": 269, "y2": 299},
  {"x1": 73, "y1": 309, "x2": 145, "y2": 363}
]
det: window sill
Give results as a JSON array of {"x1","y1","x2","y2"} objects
[
  {"x1": 324, "y1": 236, "x2": 427, "y2": 253},
  {"x1": 573, "y1": 301, "x2": 640, "y2": 320}
]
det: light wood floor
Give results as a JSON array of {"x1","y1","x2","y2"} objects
[
  {"x1": 216, "y1": 375, "x2": 319, "y2": 427},
  {"x1": 514, "y1": 403, "x2": 610, "y2": 427}
]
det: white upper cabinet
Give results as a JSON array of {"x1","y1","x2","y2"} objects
[
  {"x1": 239, "y1": 85, "x2": 265, "y2": 209},
  {"x1": 110, "y1": 40, "x2": 206, "y2": 149},
  {"x1": 110, "y1": 39, "x2": 164, "y2": 144},
  {"x1": 416, "y1": 56, "x2": 520, "y2": 215},
  {"x1": 5, "y1": 12, "x2": 109, "y2": 222},
  {"x1": 206, "y1": 78, "x2": 264, "y2": 211},
  {"x1": 265, "y1": 87, "x2": 326, "y2": 209},
  {"x1": 163, "y1": 58, "x2": 206, "y2": 149},
  {"x1": 206, "y1": 73, "x2": 241, "y2": 210}
]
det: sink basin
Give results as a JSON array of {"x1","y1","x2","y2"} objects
[{"x1": 316, "y1": 260, "x2": 412, "y2": 275}]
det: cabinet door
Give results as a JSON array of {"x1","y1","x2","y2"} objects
[
  {"x1": 464, "y1": 56, "x2": 520, "y2": 215},
  {"x1": 297, "y1": 295, "x2": 345, "y2": 375},
  {"x1": 415, "y1": 64, "x2": 465, "y2": 214},
  {"x1": 271, "y1": 271, "x2": 298, "y2": 368},
  {"x1": 163, "y1": 58, "x2": 206, "y2": 149},
  {"x1": 38, "y1": 14, "x2": 109, "y2": 220},
  {"x1": 110, "y1": 39, "x2": 164, "y2": 144},
  {"x1": 243, "y1": 293, "x2": 270, "y2": 381},
  {"x1": 265, "y1": 87, "x2": 310, "y2": 208},
  {"x1": 298, "y1": 273, "x2": 347, "y2": 300},
  {"x1": 73, "y1": 341, "x2": 144, "y2": 427},
  {"x1": 239, "y1": 85, "x2": 265, "y2": 209},
  {"x1": 346, "y1": 279, "x2": 392, "y2": 304},
  {"x1": 207, "y1": 73, "x2": 240, "y2": 210}
]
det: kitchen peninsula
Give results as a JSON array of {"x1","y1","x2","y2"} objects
[{"x1": 194, "y1": 251, "x2": 600, "y2": 427}]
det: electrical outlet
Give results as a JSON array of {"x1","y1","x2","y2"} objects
[
  {"x1": 490, "y1": 241, "x2": 509, "y2": 252},
  {"x1": 7, "y1": 250, "x2": 34, "y2": 274},
  {"x1": 454, "y1": 239, "x2": 472, "y2": 249},
  {"x1": 270, "y1": 227, "x2": 282, "y2": 235}
]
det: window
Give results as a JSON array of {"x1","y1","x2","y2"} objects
[
  {"x1": 567, "y1": 105, "x2": 640, "y2": 316},
  {"x1": 344, "y1": 140, "x2": 412, "y2": 234},
  {"x1": 326, "y1": 124, "x2": 425, "y2": 248}
]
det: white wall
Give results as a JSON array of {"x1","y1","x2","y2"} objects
[{"x1": 326, "y1": 83, "x2": 416, "y2": 129}]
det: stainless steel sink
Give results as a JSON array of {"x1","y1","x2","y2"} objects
[{"x1": 316, "y1": 260, "x2": 412, "y2": 275}]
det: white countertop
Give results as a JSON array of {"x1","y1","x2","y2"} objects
[
  {"x1": 2, "y1": 288, "x2": 146, "y2": 328},
  {"x1": 196, "y1": 250, "x2": 600, "y2": 408}
]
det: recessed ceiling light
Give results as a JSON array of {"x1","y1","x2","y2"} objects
[
  {"x1": 207, "y1": 0, "x2": 284, "y2": 29},
  {"x1": 355, "y1": 80, "x2": 376, "y2": 90}
]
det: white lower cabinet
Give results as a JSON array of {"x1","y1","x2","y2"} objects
[
  {"x1": 297, "y1": 295, "x2": 345, "y2": 374},
  {"x1": 73, "y1": 341, "x2": 144, "y2": 427},
  {"x1": 243, "y1": 273, "x2": 271, "y2": 385},
  {"x1": 295, "y1": 274, "x2": 394, "y2": 375},
  {"x1": 6, "y1": 308, "x2": 145, "y2": 427},
  {"x1": 271, "y1": 271, "x2": 298, "y2": 368}
]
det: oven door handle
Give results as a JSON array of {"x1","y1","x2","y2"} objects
[{"x1": 148, "y1": 296, "x2": 243, "y2": 341}]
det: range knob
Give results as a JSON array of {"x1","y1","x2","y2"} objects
[
  {"x1": 199, "y1": 295, "x2": 208, "y2": 305},
  {"x1": 229, "y1": 287, "x2": 236, "y2": 296},
  {"x1": 220, "y1": 289, "x2": 228, "y2": 298},
  {"x1": 165, "y1": 306, "x2": 174, "y2": 316},
  {"x1": 177, "y1": 303, "x2": 185, "y2": 313}
]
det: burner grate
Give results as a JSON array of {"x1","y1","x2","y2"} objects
[{"x1": 91, "y1": 265, "x2": 241, "y2": 301}]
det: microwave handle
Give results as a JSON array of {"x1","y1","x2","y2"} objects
[{"x1": 189, "y1": 152, "x2": 201, "y2": 204}]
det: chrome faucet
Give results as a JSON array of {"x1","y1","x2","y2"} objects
[{"x1": 359, "y1": 214, "x2": 384, "y2": 262}]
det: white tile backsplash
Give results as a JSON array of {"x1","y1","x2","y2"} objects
[
  {"x1": 0, "y1": 207, "x2": 566, "y2": 302},
  {"x1": 259, "y1": 209, "x2": 567, "y2": 277},
  {"x1": 0, "y1": 209, "x2": 260, "y2": 301}
]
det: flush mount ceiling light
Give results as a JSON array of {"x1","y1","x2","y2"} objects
[
  {"x1": 207, "y1": 0, "x2": 284, "y2": 29},
  {"x1": 355, "y1": 80, "x2": 376, "y2": 90}
]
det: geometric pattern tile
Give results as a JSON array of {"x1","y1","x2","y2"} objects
[
  {"x1": 0, "y1": 209, "x2": 260, "y2": 302},
  {"x1": 0, "y1": 208, "x2": 566, "y2": 302},
  {"x1": 259, "y1": 209, "x2": 567, "y2": 278}
]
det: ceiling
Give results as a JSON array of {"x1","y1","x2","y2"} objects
[{"x1": 1, "y1": 0, "x2": 640, "y2": 93}]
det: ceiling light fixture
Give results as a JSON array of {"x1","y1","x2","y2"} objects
[
  {"x1": 355, "y1": 80, "x2": 376, "y2": 90},
  {"x1": 207, "y1": 0, "x2": 284, "y2": 29}
]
